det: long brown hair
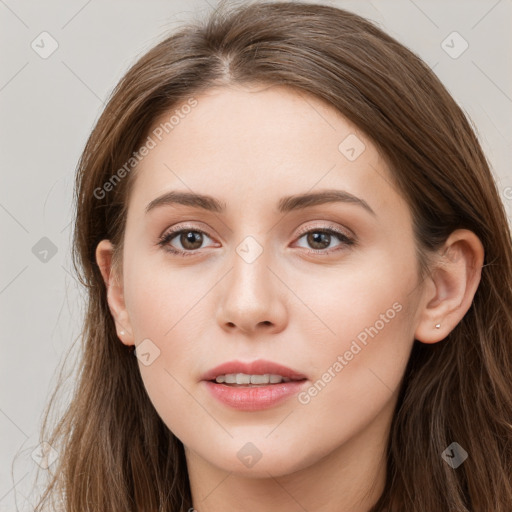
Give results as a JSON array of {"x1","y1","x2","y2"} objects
[{"x1": 32, "y1": 1, "x2": 512, "y2": 510}]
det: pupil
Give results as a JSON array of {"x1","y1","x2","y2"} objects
[
  {"x1": 182, "y1": 231, "x2": 202, "y2": 249},
  {"x1": 308, "y1": 231, "x2": 330, "y2": 249}
]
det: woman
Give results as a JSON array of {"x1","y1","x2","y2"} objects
[{"x1": 33, "y1": 1, "x2": 512, "y2": 510}]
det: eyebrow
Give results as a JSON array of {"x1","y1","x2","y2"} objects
[{"x1": 145, "y1": 189, "x2": 376, "y2": 216}]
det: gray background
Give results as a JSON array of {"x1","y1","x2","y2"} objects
[{"x1": 1, "y1": 0, "x2": 511, "y2": 510}]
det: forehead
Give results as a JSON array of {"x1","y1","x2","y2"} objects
[{"x1": 127, "y1": 84, "x2": 398, "y2": 218}]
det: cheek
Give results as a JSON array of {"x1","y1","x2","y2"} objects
[
  {"x1": 292, "y1": 255, "x2": 415, "y2": 414},
  {"x1": 124, "y1": 253, "x2": 206, "y2": 340},
  {"x1": 122, "y1": 261, "x2": 215, "y2": 433}
]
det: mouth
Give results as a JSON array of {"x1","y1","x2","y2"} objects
[
  {"x1": 201, "y1": 358, "x2": 308, "y2": 383},
  {"x1": 201, "y1": 360, "x2": 308, "y2": 411},
  {"x1": 210, "y1": 372, "x2": 306, "y2": 386}
]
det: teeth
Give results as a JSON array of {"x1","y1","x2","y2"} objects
[
  {"x1": 214, "y1": 373, "x2": 292, "y2": 385},
  {"x1": 251, "y1": 374, "x2": 269, "y2": 384},
  {"x1": 237, "y1": 373, "x2": 251, "y2": 385}
]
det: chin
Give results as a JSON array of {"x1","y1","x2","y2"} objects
[{"x1": 201, "y1": 440, "x2": 321, "y2": 478}]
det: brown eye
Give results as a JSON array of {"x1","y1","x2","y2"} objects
[
  {"x1": 306, "y1": 231, "x2": 331, "y2": 250},
  {"x1": 157, "y1": 227, "x2": 215, "y2": 257},
  {"x1": 178, "y1": 231, "x2": 204, "y2": 250},
  {"x1": 295, "y1": 227, "x2": 355, "y2": 255}
]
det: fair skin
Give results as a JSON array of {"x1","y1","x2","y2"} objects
[{"x1": 96, "y1": 84, "x2": 484, "y2": 512}]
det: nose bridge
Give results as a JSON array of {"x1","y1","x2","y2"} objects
[
  {"x1": 216, "y1": 233, "x2": 287, "y2": 334},
  {"x1": 230, "y1": 234, "x2": 273, "y2": 304}
]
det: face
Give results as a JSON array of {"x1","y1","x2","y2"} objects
[{"x1": 110, "y1": 84, "x2": 426, "y2": 477}]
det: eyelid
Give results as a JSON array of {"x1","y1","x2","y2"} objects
[
  {"x1": 294, "y1": 221, "x2": 354, "y2": 239},
  {"x1": 158, "y1": 221, "x2": 352, "y2": 242},
  {"x1": 159, "y1": 221, "x2": 212, "y2": 239}
]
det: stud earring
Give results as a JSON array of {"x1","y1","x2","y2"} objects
[
  {"x1": 120, "y1": 330, "x2": 125, "y2": 336},
  {"x1": 435, "y1": 324, "x2": 441, "y2": 329}
]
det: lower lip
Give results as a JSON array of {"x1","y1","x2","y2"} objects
[{"x1": 203, "y1": 380, "x2": 308, "y2": 411}]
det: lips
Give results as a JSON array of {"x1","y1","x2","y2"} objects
[
  {"x1": 200, "y1": 359, "x2": 308, "y2": 382},
  {"x1": 204, "y1": 379, "x2": 308, "y2": 411},
  {"x1": 200, "y1": 359, "x2": 308, "y2": 411}
]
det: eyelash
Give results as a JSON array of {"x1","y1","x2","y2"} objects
[{"x1": 157, "y1": 223, "x2": 356, "y2": 258}]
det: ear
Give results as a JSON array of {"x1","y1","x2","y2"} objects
[
  {"x1": 414, "y1": 229, "x2": 484, "y2": 344},
  {"x1": 95, "y1": 239, "x2": 135, "y2": 348}
]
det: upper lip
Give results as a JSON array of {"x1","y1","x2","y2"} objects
[{"x1": 201, "y1": 359, "x2": 308, "y2": 382}]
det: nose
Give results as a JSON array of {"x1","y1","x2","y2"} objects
[{"x1": 215, "y1": 247, "x2": 288, "y2": 336}]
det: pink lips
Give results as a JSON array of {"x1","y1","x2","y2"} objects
[{"x1": 201, "y1": 359, "x2": 308, "y2": 411}]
